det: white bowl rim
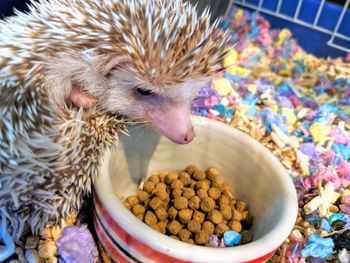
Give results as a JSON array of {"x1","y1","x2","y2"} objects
[{"x1": 94, "y1": 116, "x2": 298, "y2": 263}]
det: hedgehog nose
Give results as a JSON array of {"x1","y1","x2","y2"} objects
[{"x1": 182, "y1": 126, "x2": 194, "y2": 143}]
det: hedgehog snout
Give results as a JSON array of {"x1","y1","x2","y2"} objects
[{"x1": 145, "y1": 101, "x2": 194, "y2": 144}]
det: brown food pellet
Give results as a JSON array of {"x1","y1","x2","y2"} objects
[
  {"x1": 132, "y1": 204, "x2": 145, "y2": 217},
  {"x1": 186, "y1": 239, "x2": 195, "y2": 244},
  {"x1": 188, "y1": 196, "x2": 201, "y2": 210},
  {"x1": 155, "y1": 207, "x2": 168, "y2": 221},
  {"x1": 149, "y1": 197, "x2": 163, "y2": 210},
  {"x1": 236, "y1": 201, "x2": 248, "y2": 212},
  {"x1": 202, "y1": 221, "x2": 215, "y2": 235},
  {"x1": 196, "y1": 189, "x2": 208, "y2": 199},
  {"x1": 178, "y1": 209, "x2": 193, "y2": 224},
  {"x1": 228, "y1": 220, "x2": 242, "y2": 232},
  {"x1": 158, "y1": 172, "x2": 167, "y2": 183},
  {"x1": 200, "y1": 197, "x2": 215, "y2": 213},
  {"x1": 153, "y1": 182, "x2": 167, "y2": 193},
  {"x1": 208, "y1": 210, "x2": 223, "y2": 225},
  {"x1": 165, "y1": 171, "x2": 179, "y2": 184},
  {"x1": 232, "y1": 209, "x2": 243, "y2": 221},
  {"x1": 168, "y1": 206, "x2": 178, "y2": 220},
  {"x1": 137, "y1": 191, "x2": 149, "y2": 203},
  {"x1": 171, "y1": 179, "x2": 184, "y2": 190},
  {"x1": 212, "y1": 177, "x2": 225, "y2": 189},
  {"x1": 215, "y1": 223, "x2": 229, "y2": 235},
  {"x1": 144, "y1": 211, "x2": 157, "y2": 226},
  {"x1": 185, "y1": 164, "x2": 198, "y2": 175},
  {"x1": 148, "y1": 174, "x2": 160, "y2": 184},
  {"x1": 187, "y1": 220, "x2": 201, "y2": 233},
  {"x1": 220, "y1": 206, "x2": 232, "y2": 221},
  {"x1": 221, "y1": 189, "x2": 235, "y2": 200},
  {"x1": 192, "y1": 211, "x2": 205, "y2": 224},
  {"x1": 154, "y1": 189, "x2": 168, "y2": 200},
  {"x1": 178, "y1": 229, "x2": 192, "y2": 241},
  {"x1": 155, "y1": 221, "x2": 167, "y2": 234},
  {"x1": 125, "y1": 195, "x2": 139, "y2": 207},
  {"x1": 174, "y1": 197, "x2": 188, "y2": 210},
  {"x1": 179, "y1": 172, "x2": 192, "y2": 186},
  {"x1": 143, "y1": 181, "x2": 155, "y2": 193},
  {"x1": 206, "y1": 167, "x2": 220, "y2": 181},
  {"x1": 172, "y1": 189, "x2": 182, "y2": 199},
  {"x1": 167, "y1": 220, "x2": 182, "y2": 235},
  {"x1": 195, "y1": 180, "x2": 210, "y2": 191},
  {"x1": 182, "y1": 188, "x2": 195, "y2": 199},
  {"x1": 218, "y1": 196, "x2": 230, "y2": 209},
  {"x1": 195, "y1": 231, "x2": 209, "y2": 245},
  {"x1": 208, "y1": 187, "x2": 221, "y2": 200},
  {"x1": 192, "y1": 170, "x2": 206, "y2": 181}
]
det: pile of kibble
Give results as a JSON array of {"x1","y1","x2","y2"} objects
[{"x1": 123, "y1": 165, "x2": 253, "y2": 247}]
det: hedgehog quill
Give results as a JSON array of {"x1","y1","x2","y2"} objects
[{"x1": 0, "y1": 0, "x2": 228, "y2": 253}]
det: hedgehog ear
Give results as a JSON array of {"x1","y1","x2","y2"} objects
[
  {"x1": 102, "y1": 55, "x2": 131, "y2": 77},
  {"x1": 69, "y1": 84, "x2": 96, "y2": 109}
]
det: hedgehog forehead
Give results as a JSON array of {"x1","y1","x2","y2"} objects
[{"x1": 111, "y1": 0, "x2": 228, "y2": 86}]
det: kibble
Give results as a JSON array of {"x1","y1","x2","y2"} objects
[
  {"x1": 144, "y1": 211, "x2": 157, "y2": 226},
  {"x1": 149, "y1": 197, "x2": 163, "y2": 210},
  {"x1": 125, "y1": 195, "x2": 139, "y2": 207},
  {"x1": 188, "y1": 196, "x2": 201, "y2": 210},
  {"x1": 208, "y1": 187, "x2": 221, "y2": 200},
  {"x1": 185, "y1": 164, "x2": 198, "y2": 175},
  {"x1": 171, "y1": 179, "x2": 184, "y2": 190},
  {"x1": 192, "y1": 211, "x2": 205, "y2": 224},
  {"x1": 168, "y1": 206, "x2": 178, "y2": 219},
  {"x1": 123, "y1": 165, "x2": 252, "y2": 247},
  {"x1": 193, "y1": 170, "x2": 206, "y2": 181},
  {"x1": 149, "y1": 174, "x2": 160, "y2": 184},
  {"x1": 174, "y1": 196, "x2": 188, "y2": 210},
  {"x1": 195, "y1": 180, "x2": 210, "y2": 190},
  {"x1": 196, "y1": 189, "x2": 208, "y2": 199},
  {"x1": 179, "y1": 172, "x2": 192, "y2": 186},
  {"x1": 178, "y1": 229, "x2": 192, "y2": 241},
  {"x1": 165, "y1": 171, "x2": 179, "y2": 184},
  {"x1": 182, "y1": 188, "x2": 195, "y2": 199},
  {"x1": 208, "y1": 210, "x2": 223, "y2": 224},
  {"x1": 206, "y1": 167, "x2": 220, "y2": 181},
  {"x1": 202, "y1": 221, "x2": 215, "y2": 235},
  {"x1": 143, "y1": 181, "x2": 155, "y2": 193},
  {"x1": 155, "y1": 207, "x2": 168, "y2": 221},
  {"x1": 172, "y1": 189, "x2": 182, "y2": 199},
  {"x1": 167, "y1": 220, "x2": 182, "y2": 235},
  {"x1": 200, "y1": 197, "x2": 215, "y2": 213},
  {"x1": 187, "y1": 220, "x2": 201, "y2": 233},
  {"x1": 178, "y1": 209, "x2": 193, "y2": 224},
  {"x1": 195, "y1": 231, "x2": 209, "y2": 245}
]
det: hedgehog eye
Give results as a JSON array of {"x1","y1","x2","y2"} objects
[{"x1": 136, "y1": 87, "x2": 153, "y2": 96}]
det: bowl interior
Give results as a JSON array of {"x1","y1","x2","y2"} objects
[{"x1": 95, "y1": 116, "x2": 297, "y2": 262}]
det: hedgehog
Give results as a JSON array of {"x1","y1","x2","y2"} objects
[{"x1": 0, "y1": 0, "x2": 228, "y2": 253}]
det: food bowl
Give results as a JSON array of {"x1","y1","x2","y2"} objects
[{"x1": 93, "y1": 116, "x2": 298, "y2": 263}]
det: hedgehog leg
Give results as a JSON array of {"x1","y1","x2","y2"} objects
[{"x1": 0, "y1": 215, "x2": 15, "y2": 261}]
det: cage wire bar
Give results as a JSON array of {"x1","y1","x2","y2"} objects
[{"x1": 217, "y1": 0, "x2": 350, "y2": 53}]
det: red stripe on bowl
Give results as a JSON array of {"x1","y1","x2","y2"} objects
[
  {"x1": 94, "y1": 191, "x2": 190, "y2": 263},
  {"x1": 94, "y1": 214, "x2": 131, "y2": 263}
]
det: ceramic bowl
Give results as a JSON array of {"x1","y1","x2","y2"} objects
[{"x1": 93, "y1": 116, "x2": 298, "y2": 263}]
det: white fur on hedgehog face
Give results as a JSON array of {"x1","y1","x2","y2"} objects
[{"x1": 44, "y1": 50, "x2": 210, "y2": 143}]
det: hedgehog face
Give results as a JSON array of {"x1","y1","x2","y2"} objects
[
  {"x1": 96, "y1": 57, "x2": 210, "y2": 144},
  {"x1": 46, "y1": 52, "x2": 209, "y2": 144}
]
